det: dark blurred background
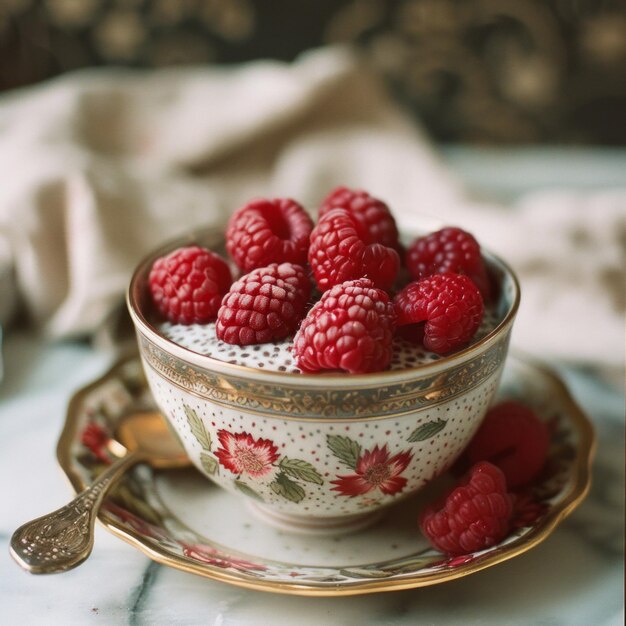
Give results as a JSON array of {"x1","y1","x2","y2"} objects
[{"x1": 1, "y1": 0, "x2": 625, "y2": 144}]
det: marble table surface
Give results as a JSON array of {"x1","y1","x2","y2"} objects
[{"x1": 1, "y1": 147, "x2": 624, "y2": 624}]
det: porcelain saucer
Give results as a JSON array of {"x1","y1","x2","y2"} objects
[{"x1": 57, "y1": 354, "x2": 594, "y2": 596}]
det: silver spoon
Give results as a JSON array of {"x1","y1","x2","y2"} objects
[{"x1": 10, "y1": 411, "x2": 188, "y2": 574}]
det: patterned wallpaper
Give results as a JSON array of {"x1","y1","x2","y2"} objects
[{"x1": 1, "y1": 0, "x2": 625, "y2": 144}]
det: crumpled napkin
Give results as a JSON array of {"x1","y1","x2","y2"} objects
[
  {"x1": 418, "y1": 190, "x2": 625, "y2": 369},
  {"x1": 0, "y1": 46, "x2": 623, "y2": 368}
]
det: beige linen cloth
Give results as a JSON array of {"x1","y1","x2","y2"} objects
[{"x1": 0, "y1": 47, "x2": 623, "y2": 368}]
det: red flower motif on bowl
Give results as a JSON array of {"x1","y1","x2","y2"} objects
[
  {"x1": 214, "y1": 430, "x2": 280, "y2": 478},
  {"x1": 331, "y1": 444, "x2": 413, "y2": 497}
]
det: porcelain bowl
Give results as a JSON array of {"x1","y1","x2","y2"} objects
[{"x1": 127, "y1": 227, "x2": 520, "y2": 534}]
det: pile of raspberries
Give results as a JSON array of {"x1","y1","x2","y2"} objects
[
  {"x1": 420, "y1": 400, "x2": 550, "y2": 556},
  {"x1": 148, "y1": 188, "x2": 552, "y2": 556},
  {"x1": 149, "y1": 186, "x2": 491, "y2": 375}
]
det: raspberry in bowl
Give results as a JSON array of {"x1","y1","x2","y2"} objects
[{"x1": 127, "y1": 193, "x2": 520, "y2": 535}]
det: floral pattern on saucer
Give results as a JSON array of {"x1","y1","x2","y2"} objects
[{"x1": 62, "y1": 355, "x2": 594, "y2": 595}]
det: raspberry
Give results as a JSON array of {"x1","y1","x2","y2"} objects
[
  {"x1": 319, "y1": 186, "x2": 401, "y2": 251},
  {"x1": 293, "y1": 278, "x2": 395, "y2": 373},
  {"x1": 149, "y1": 246, "x2": 232, "y2": 324},
  {"x1": 308, "y1": 208, "x2": 400, "y2": 292},
  {"x1": 420, "y1": 461, "x2": 513, "y2": 555},
  {"x1": 226, "y1": 198, "x2": 313, "y2": 272},
  {"x1": 466, "y1": 401, "x2": 550, "y2": 488},
  {"x1": 216, "y1": 263, "x2": 311, "y2": 345},
  {"x1": 394, "y1": 272, "x2": 484, "y2": 354},
  {"x1": 406, "y1": 227, "x2": 490, "y2": 298}
]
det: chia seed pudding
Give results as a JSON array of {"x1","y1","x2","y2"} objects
[{"x1": 158, "y1": 305, "x2": 503, "y2": 374}]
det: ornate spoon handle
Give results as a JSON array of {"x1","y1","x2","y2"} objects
[{"x1": 10, "y1": 452, "x2": 140, "y2": 574}]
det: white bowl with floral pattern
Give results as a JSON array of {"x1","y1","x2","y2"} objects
[{"x1": 127, "y1": 227, "x2": 520, "y2": 534}]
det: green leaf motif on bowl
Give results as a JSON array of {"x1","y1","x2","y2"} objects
[
  {"x1": 184, "y1": 404, "x2": 212, "y2": 451},
  {"x1": 234, "y1": 480, "x2": 264, "y2": 502},
  {"x1": 200, "y1": 452, "x2": 218, "y2": 475},
  {"x1": 279, "y1": 457, "x2": 324, "y2": 485},
  {"x1": 327, "y1": 434, "x2": 361, "y2": 470},
  {"x1": 407, "y1": 419, "x2": 447, "y2": 442},
  {"x1": 270, "y1": 472, "x2": 306, "y2": 503}
]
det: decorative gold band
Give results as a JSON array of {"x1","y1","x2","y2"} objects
[{"x1": 138, "y1": 333, "x2": 511, "y2": 419}]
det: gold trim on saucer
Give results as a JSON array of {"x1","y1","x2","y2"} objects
[{"x1": 56, "y1": 354, "x2": 595, "y2": 596}]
